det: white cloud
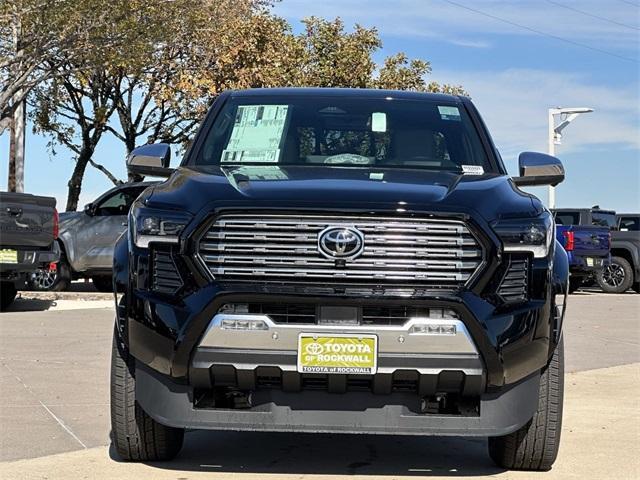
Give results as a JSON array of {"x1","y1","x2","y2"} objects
[
  {"x1": 276, "y1": 0, "x2": 639, "y2": 55},
  {"x1": 430, "y1": 68, "x2": 640, "y2": 161}
]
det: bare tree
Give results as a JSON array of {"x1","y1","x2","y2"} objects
[{"x1": 32, "y1": 67, "x2": 120, "y2": 211}]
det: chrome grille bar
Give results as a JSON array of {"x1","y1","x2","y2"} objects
[{"x1": 197, "y1": 213, "x2": 483, "y2": 287}]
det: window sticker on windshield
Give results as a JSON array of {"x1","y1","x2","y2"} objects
[
  {"x1": 461, "y1": 165, "x2": 484, "y2": 175},
  {"x1": 221, "y1": 105, "x2": 289, "y2": 163},
  {"x1": 438, "y1": 105, "x2": 461, "y2": 121},
  {"x1": 371, "y1": 112, "x2": 387, "y2": 132},
  {"x1": 226, "y1": 166, "x2": 289, "y2": 181}
]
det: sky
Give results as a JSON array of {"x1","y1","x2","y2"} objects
[{"x1": 1, "y1": 0, "x2": 639, "y2": 212}]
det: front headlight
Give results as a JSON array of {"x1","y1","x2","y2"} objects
[
  {"x1": 492, "y1": 211, "x2": 554, "y2": 258},
  {"x1": 130, "y1": 205, "x2": 192, "y2": 248}
]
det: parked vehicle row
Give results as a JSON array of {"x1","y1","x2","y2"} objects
[
  {"x1": 604, "y1": 213, "x2": 640, "y2": 293},
  {"x1": 0, "y1": 192, "x2": 60, "y2": 310},
  {"x1": 551, "y1": 207, "x2": 639, "y2": 294},
  {"x1": 29, "y1": 182, "x2": 154, "y2": 292},
  {"x1": 552, "y1": 208, "x2": 612, "y2": 293},
  {"x1": 2, "y1": 87, "x2": 635, "y2": 473}
]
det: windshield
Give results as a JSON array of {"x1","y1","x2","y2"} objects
[
  {"x1": 193, "y1": 95, "x2": 493, "y2": 173},
  {"x1": 592, "y1": 211, "x2": 617, "y2": 228}
]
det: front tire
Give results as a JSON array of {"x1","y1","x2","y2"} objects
[
  {"x1": 568, "y1": 277, "x2": 582, "y2": 294},
  {"x1": 488, "y1": 336, "x2": 564, "y2": 471},
  {"x1": 92, "y1": 276, "x2": 113, "y2": 292},
  {"x1": 0, "y1": 282, "x2": 17, "y2": 311},
  {"x1": 33, "y1": 253, "x2": 72, "y2": 292},
  {"x1": 597, "y1": 256, "x2": 633, "y2": 293},
  {"x1": 110, "y1": 329, "x2": 184, "y2": 461}
]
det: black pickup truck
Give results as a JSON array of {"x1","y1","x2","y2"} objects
[
  {"x1": 598, "y1": 213, "x2": 640, "y2": 293},
  {"x1": 110, "y1": 88, "x2": 569, "y2": 471},
  {"x1": 0, "y1": 192, "x2": 60, "y2": 310}
]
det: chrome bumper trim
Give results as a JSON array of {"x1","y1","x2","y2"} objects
[{"x1": 198, "y1": 313, "x2": 480, "y2": 356}]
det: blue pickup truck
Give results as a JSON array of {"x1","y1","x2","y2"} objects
[{"x1": 552, "y1": 208, "x2": 613, "y2": 293}]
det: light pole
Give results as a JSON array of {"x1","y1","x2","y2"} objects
[{"x1": 547, "y1": 107, "x2": 594, "y2": 208}]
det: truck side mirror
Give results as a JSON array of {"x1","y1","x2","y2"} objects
[
  {"x1": 126, "y1": 143, "x2": 174, "y2": 178},
  {"x1": 84, "y1": 203, "x2": 95, "y2": 216},
  {"x1": 513, "y1": 152, "x2": 565, "y2": 187}
]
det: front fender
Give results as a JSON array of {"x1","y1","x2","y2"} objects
[
  {"x1": 552, "y1": 240, "x2": 569, "y2": 295},
  {"x1": 113, "y1": 231, "x2": 129, "y2": 295},
  {"x1": 58, "y1": 231, "x2": 78, "y2": 271},
  {"x1": 551, "y1": 240, "x2": 569, "y2": 348}
]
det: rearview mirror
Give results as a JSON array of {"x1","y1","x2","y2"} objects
[
  {"x1": 513, "y1": 152, "x2": 565, "y2": 187},
  {"x1": 126, "y1": 143, "x2": 174, "y2": 178}
]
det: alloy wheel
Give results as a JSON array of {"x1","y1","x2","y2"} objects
[
  {"x1": 32, "y1": 265, "x2": 58, "y2": 290},
  {"x1": 602, "y1": 263, "x2": 625, "y2": 288}
]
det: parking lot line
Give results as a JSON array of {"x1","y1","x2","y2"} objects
[{"x1": 2, "y1": 364, "x2": 87, "y2": 450}]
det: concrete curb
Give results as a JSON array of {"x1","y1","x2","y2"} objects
[{"x1": 16, "y1": 291, "x2": 113, "y2": 302}]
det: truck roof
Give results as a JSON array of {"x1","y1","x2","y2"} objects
[
  {"x1": 553, "y1": 208, "x2": 616, "y2": 214},
  {"x1": 229, "y1": 87, "x2": 463, "y2": 103}
]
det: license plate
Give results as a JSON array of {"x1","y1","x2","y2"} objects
[
  {"x1": 586, "y1": 257, "x2": 594, "y2": 267},
  {"x1": 297, "y1": 334, "x2": 377, "y2": 374},
  {"x1": 0, "y1": 249, "x2": 18, "y2": 264}
]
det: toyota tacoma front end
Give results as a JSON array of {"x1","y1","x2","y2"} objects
[{"x1": 110, "y1": 88, "x2": 568, "y2": 471}]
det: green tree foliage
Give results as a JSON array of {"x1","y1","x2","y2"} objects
[{"x1": 22, "y1": 1, "x2": 466, "y2": 211}]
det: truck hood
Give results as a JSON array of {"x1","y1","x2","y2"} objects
[{"x1": 146, "y1": 165, "x2": 541, "y2": 223}]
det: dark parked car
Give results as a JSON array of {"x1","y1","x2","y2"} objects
[
  {"x1": 552, "y1": 208, "x2": 613, "y2": 293},
  {"x1": 110, "y1": 88, "x2": 569, "y2": 471},
  {"x1": 0, "y1": 192, "x2": 59, "y2": 310},
  {"x1": 31, "y1": 182, "x2": 153, "y2": 291},
  {"x1": 598, "y1": 213, "x2": 640, "y2": 293}
]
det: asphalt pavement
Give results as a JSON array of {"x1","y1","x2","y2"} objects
[{"x1": 0, "y1": 292, "x2": 638, "y2": 479}]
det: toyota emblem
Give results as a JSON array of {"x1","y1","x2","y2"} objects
[{"x1": 318, "y1": 226, "x2": 365, "y2": 260}]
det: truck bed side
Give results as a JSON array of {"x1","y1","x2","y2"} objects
[{"x1": 0, "y1": 192, "x2": 57, "y2": 248}]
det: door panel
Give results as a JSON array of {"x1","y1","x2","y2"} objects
[{"x1": 72, "y1": 186, "x2": 147, "y2": 272}]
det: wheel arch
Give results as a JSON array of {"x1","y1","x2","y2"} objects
[
  {"x1": 611, "y1": 245, "x2": 637, "y2": 276},
  {"x1": 57, "y1": 233, "x2": 79, "y2": 274},
  {"x1": 113, "y1": 231, "x2": 130, "y2": 339},
  {"x1": 550, "y1": 240, "x2": 569, "y2": 350}
]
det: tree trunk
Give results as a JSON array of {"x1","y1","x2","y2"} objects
[
  {"x1": 65, "y1": 146, "x2": 94, "y2": 211},
  {"x1": 12, "y1": 98, "x2": 25, "y2": 192}
]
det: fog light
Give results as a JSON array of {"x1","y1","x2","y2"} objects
[
  {"x1": 440, "y1": 324, "x2": 457, "y2": 335},
  {"x1": 409, "y1": 323, "x2": 457, "y2": 335},
  {"x1": 219, "y1": 303, "x2": 249, "y2": 314},
  {"x1": 221, "y1": 318, "x2": 268, "y2": 330}
]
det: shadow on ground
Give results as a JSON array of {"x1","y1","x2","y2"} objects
[
  {"x1": 7, "y1": 297, "x2": 55, "y2": 312},
  {"x1": 573, "y1": 287, "x2": 637, "y2": 295},
  {"x1": 110, "y1": 430, "x2": 505, "y2": 477}
]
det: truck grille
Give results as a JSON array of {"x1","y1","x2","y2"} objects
[
  {"x1": 198, "y1": 213, "x2": 483, "y2": 289},
  {"x1": 151, "y1": 249, "x2": 183, "y2": 294},
  {"x1": 497, "y1": 256, "x2": 529, "y2": 303},
  {"x1": 218, "y1": 303, "x2": 458, "y2": 326}
]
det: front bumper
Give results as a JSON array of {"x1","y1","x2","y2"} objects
[
  {"x1": 189, "y1": 309, "x2": 486, "y2": 397},
  {"x1": 136, "y1": 361, "x2": 540, "y2": 436}
]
